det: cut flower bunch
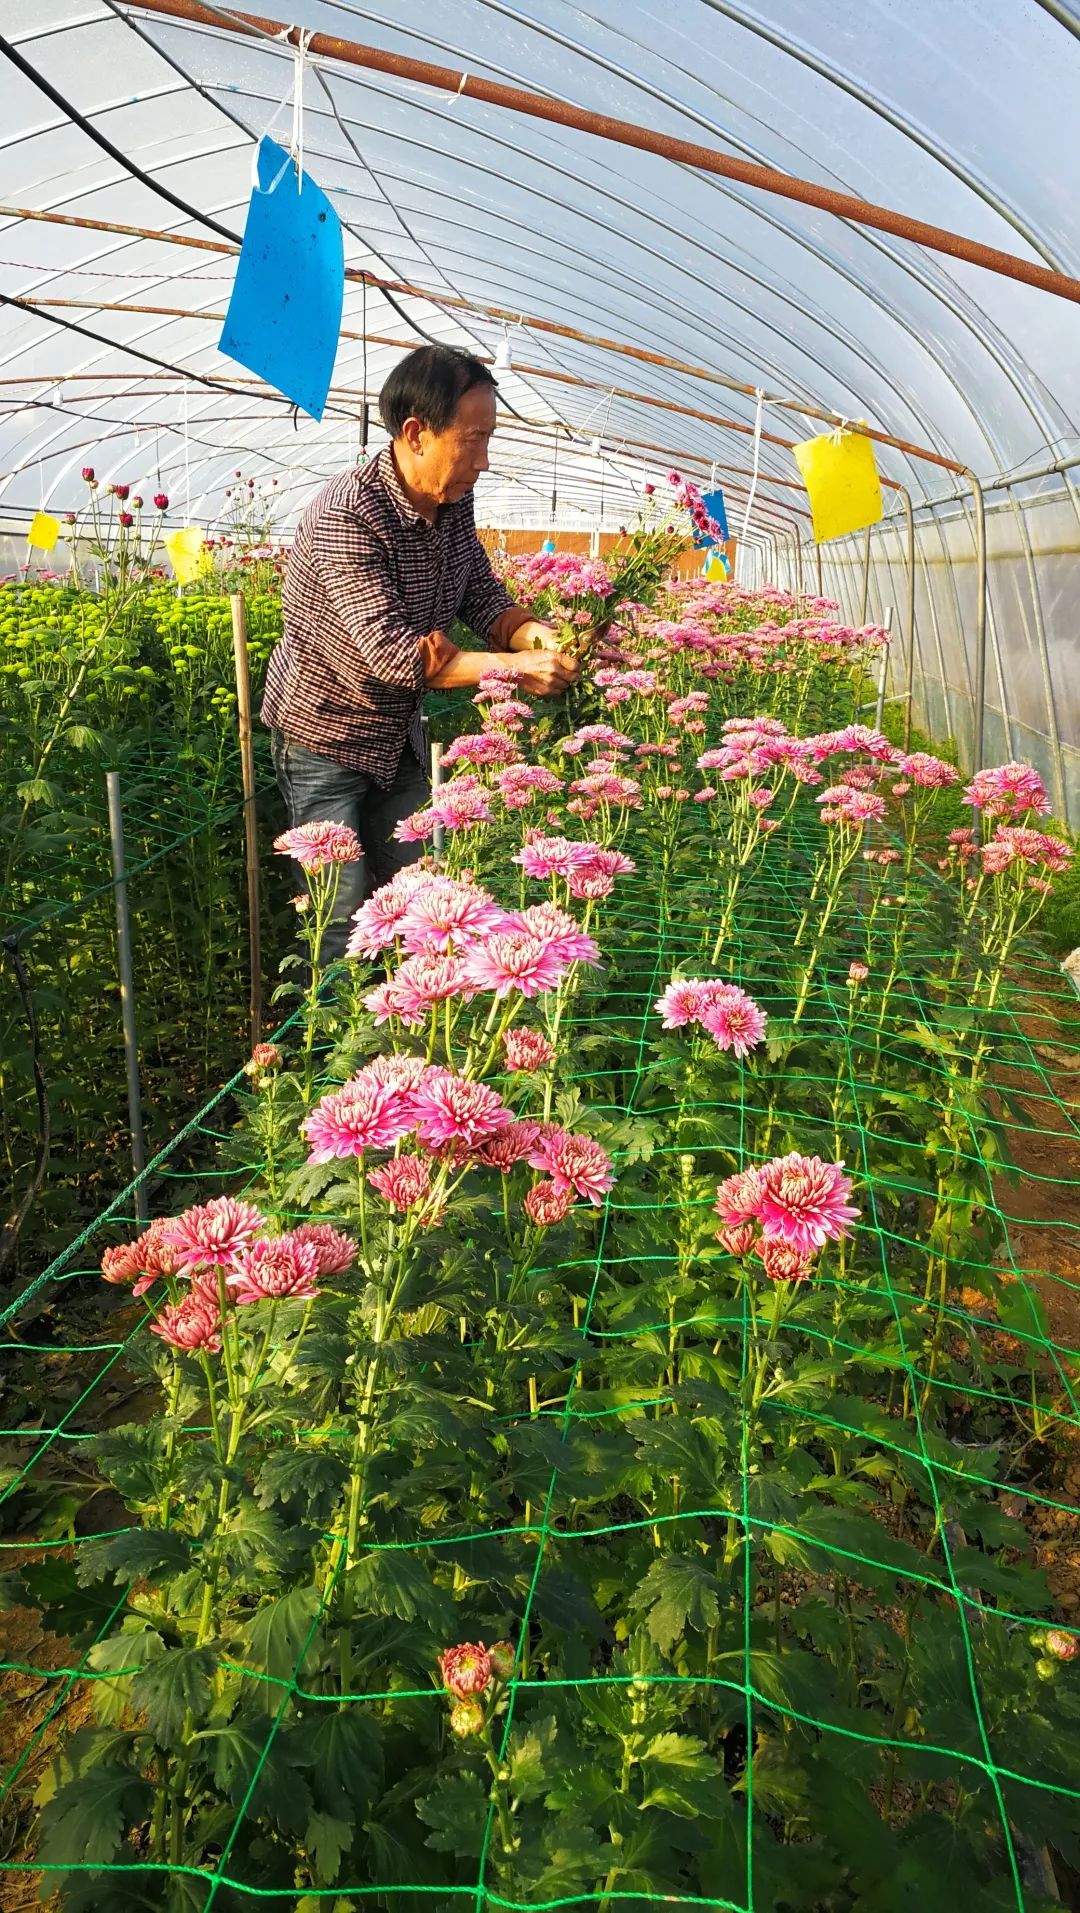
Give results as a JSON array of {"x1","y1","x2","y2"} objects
[{"x1": 8, "y1": 570, "x2": 1080, "y2": 1913}]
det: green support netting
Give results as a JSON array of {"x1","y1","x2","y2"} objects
[{"x1": 1, "y1": 676, "x2": 1078, "y2": 1911}]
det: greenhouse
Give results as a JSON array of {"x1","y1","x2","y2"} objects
[{"x1": 2, "y1": 1, "x2": 1080, "y2": 1908}]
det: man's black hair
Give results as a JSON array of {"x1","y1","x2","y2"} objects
[{"x1": 379, "y1": 344, "x2": 497, "y2": 438}]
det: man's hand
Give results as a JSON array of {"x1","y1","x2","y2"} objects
[
  {"x1": 509, "y1": 617, "x2": 561, "y2": 653},
  {"x1": 515, "y1": 650, "x2": 578, "y2": 698}
]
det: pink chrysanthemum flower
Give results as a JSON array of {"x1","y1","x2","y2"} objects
[
  {"x1": 163, "y1": 1197, "x2": 266, "y2": 1274},
  {"x1": 288, "y1": 1222, "x2": 355, "y2": 1275},
  {"x1": 653, "y1": 978, "x2": 711, "y2": 1028},
  {"x1": 229, "y1": 1233, "x2": 321, "y2": 1305},
  {"x1": 756, "y1": 1153, "x2": 859, "y2": 1255},
  {"x1": 101, "y1": 1216, "x2": 181, "y2": 1291},
  {"x1": 369, "y1": 953, "x2": 473, "y2": 1024},
  {"x1": 756, "y1": 1239, "x2": 815, "y2": 1284},
  {"x1": 513, "y1": 835, "x2": 599, "y2": 881},
  {"x1": 897, "y1": 752, "x2": 959, "y2": 789},
  {"x1": 273, "y1": 821, "x2": 361, "y2": 869},
  {"x1": 441, "y1": 732, "x2": 522, "y2": 770},
  {"x1": 410, "y1": 1075, "x2": 511, "y2": 1151},
  {"x1": 963, "y1": 760, "x2": 1050, "y2": 818},
  {"x1": 699, "y1": 985, "x2": 768, "y2": 1059},
  {"x1": 438, "y1": 1642, "x2": 493, "y2": 1697},
  {"x1": 566, "y1": 847, "x2": 636, "y2": 900},
  {"x1": 345, "y1": 875, "x2": 422, "y2": 958},
  {"x1": 399, "y1": 880, "x2": 508, "y2": 954},
  {"x1": 527, "y1": 1128, "x2": 615, "y2": 1207},
  {"x1": 714, "y1": 1167, "x2": 766, "y2": 1229},
  {"x1": 848, "y1": 961, "x2": 869, "y2": 984},
  {"x1": 461, "y1": 932, "x2": 570, "y2": 999},
  {"x1": 150, "y1": 1291, "x2": 222, "y2": 1353},
  {"x1": 506, "y1": 904, "x2": 601, "y2": 968},
  {"x1": 368, "y1": 1155, "x2": 434, "y2": 1212},
  {"x1": 525, "y1": 1180, "x2": 576, "y2": 1227},
  {"x1": 503, "y1": 1028, "x2": 556, "y2": 1072},
  {"x1": 303, "y1": 1076, "x2": 415, "y2": 1161},
  {"x1": 473, "y1": 1119, "x2": 543, "y2": 1171},
  {"x1": 496, "y1": 764, "x2": 564, "y2": 810},
  {"x1": 716, "y1": 1221, "x2": 757, "y2": 1256}
]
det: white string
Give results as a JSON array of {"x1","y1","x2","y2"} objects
[
  {"x1": 737, "y1": 388, "x2": 765, "y2": 578},
  {"x1": 252, "y1": 28, "x2": 312, "y2": 194},
  {"x1": 182, "y1": 385, "x2": 191, "y2": 524},
  {"x1": 445, "y1": 70, "x2": 469, "y2": 106}
]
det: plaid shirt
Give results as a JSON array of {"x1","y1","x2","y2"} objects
[{"x1": 261, "y1": 449, "x2": 513, "y2": 784}]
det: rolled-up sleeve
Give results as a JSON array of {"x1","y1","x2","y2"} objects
[
  {"x1": 310, "y1": 505, "x2": 427, "y2": 691},
  {"x1": 457, "y1": 522, "x2": 516, "y2": 643}
]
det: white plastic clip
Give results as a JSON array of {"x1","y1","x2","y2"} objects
[{"x1": 737, "y1": 388, "x2": 765, "y2": 571}]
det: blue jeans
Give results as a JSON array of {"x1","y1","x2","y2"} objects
[{"x1": 270, "y1": 733, "x2": 429, "y2": 961}]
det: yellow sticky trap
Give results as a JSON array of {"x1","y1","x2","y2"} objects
[
  {"x1": 27, "y1": 511, "x2": 60, "y2": 553},
  {"x1": 164, "y1": 527, "x2": 205, "y2": 584},
  {"x1": 793, "y1": 431, "x2": 883, "y2": 544}
]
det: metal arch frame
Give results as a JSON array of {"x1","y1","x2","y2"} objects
[
  {"x1": 323, "y1": 0, "x2": 1070, "y2": 477},
  {"x1": 152, "y1": 49, "x2": 962, "y2": 488},
  {"x1": 701, "y1": 0, "x2": 1072, "y2": 274},
  {"x1": 101, "y1": 3, "x2": 1008, "y2": 492},
  {"x1": 0, "y1": 7, "x2": 1038, "y2": 762},
  {"x1": 5, "y1": 23, "x2": 1024, "y2": 510},
  {"x1": 96, "y1": 0, "x2": 1042, "y2": 700}
]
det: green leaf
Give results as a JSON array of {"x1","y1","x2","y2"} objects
[
  {"x1": 243, "y1": 1584, "x2": 323, "y2": 1697},
  {"x1": 506, "y1": 1714, "x2": 558, "y2": 1804},
  {"x1": 130, "y1": 1644, "x2": 217, "y2": 1747},
  {"x1": 294, "y1": 1708, "x2": 383, "y2": 1818},
  {"x1": 86, "y1": 1625, "x2": 165, "y2": 1724},
  {"x1": 347, "y1": 1548, "x2": 452, "y2": 1632},
  {"x1": 632, "y1": 1553, "x2": 720, "y2": 1653},
  {"x1": 255, "y1": 1448, "x2": 348, "y2": 1523},
  {"x1": 417, "y1": 1769, "x2": 489, "y2": 1858},
  {"x1": 640, "y1": 1731, "x2": 723, "y2": 1818},
  {"x1": 305, "y1": 1809, "x2": 354, "y2": 1884},
  {"x1": 76, "y1": 1526, "x2": 193, "y2": 1589}
]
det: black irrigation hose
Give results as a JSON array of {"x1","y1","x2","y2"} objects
[
  {"x1": 0, "y1": 935, "x2": 50, "y2": 1284},
  {"x1": 0, "y1": 32, "x2": 236, "y2": 245},
  {"x1": 6, "y1": 19, "x2": 531, "y2": 428}
]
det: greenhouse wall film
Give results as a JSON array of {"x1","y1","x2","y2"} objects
[{"x1": 3, "y1": 3, "x2": 1080, "y2": 1911}]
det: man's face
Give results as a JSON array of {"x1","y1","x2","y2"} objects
[{"x1": 413, "y1": 382, "x2": 496, "y2": 505}]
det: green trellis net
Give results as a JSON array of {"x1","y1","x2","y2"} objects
[{"x1": 0, "y1": 676, "x2": 1078, "y2": 1912}]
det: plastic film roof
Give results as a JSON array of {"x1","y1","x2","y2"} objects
[{"x1": 2, "y1": 0, "x2": 1080, "y2": 542}]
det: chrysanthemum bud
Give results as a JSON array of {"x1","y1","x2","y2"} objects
[
  {"x1": 488, "y1": 1640, "x2": 516, "y2": 1681},
  {"x1": 449, "y1": 1698, "x2": 485, "y2": 1737},
  {"x1": 1045, "y1": 1629, "x2": 1079, "y2": 1662}
]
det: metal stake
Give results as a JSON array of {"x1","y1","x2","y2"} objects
[
  {"x1": 899, "y1": 486, "x2": 917, "y2": 750},
  {"x1": 859, "y1": 522, "x2": 872, "y2": 623},
  {"x1": 875, "y1": 605, "x2": 894, "y2": 733},
  {"x1": 106, "y1": 771, "x2": 148, "y2": 1223},
  {"x1": 431, "y1": 739, "x2": 445, "y2": 860},
  {"x1": 969, "y1": 473, "x2": 988, "y2": 770},
  {"x1": 231, "y1": 594, "x2": 263, "y2": 1048}
]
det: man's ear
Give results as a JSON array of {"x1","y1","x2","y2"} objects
[{"x1": 400, "y1": 416, "x2": 425, "y2": 455}]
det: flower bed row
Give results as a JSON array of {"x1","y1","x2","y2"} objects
[{"x1": 4, "y1": 572, "x2": 1079, "y2": 1912}]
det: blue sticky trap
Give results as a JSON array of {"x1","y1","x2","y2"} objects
[
  {"x1": 219, "y1": 136, "x2": 344, "y2": 422},
  {"x1": 692, "y1": 486, "x2": 730, "y2": 548}
]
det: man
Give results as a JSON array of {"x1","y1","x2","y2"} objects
[{"x1": 262, "y1": 343, "x2": 574, "y2": 957}]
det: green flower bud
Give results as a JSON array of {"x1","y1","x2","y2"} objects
[
  {"x1": 449, "y1": 1697, "x2": 486, "y2": 1738},
  {"x1": 488, "y1": 1640, "x2": 516, "y2": 1682},
  {"x1": 1034, "y1": 1657, "x2": 1057, "y2": 1681}
]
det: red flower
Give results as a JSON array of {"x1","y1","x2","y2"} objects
[
  {"x1": 438, "y1": 1642, "x2": 492, "y2": 1697},
  {"x1": 153, "y1": 492, "x2": 169, "y2": 511},
  {"x1": 118, "y1": 511, "x2": 134, "y2": 528},
  {"x1": 81, "y1": 466, "x2": 95, "y2": 484},
  {"x1": 112, "y1": 483, "x2": 130, "y2": 501},
  {"x1": 131, "y1": 495, "x2": 143, "y2": 510}
]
